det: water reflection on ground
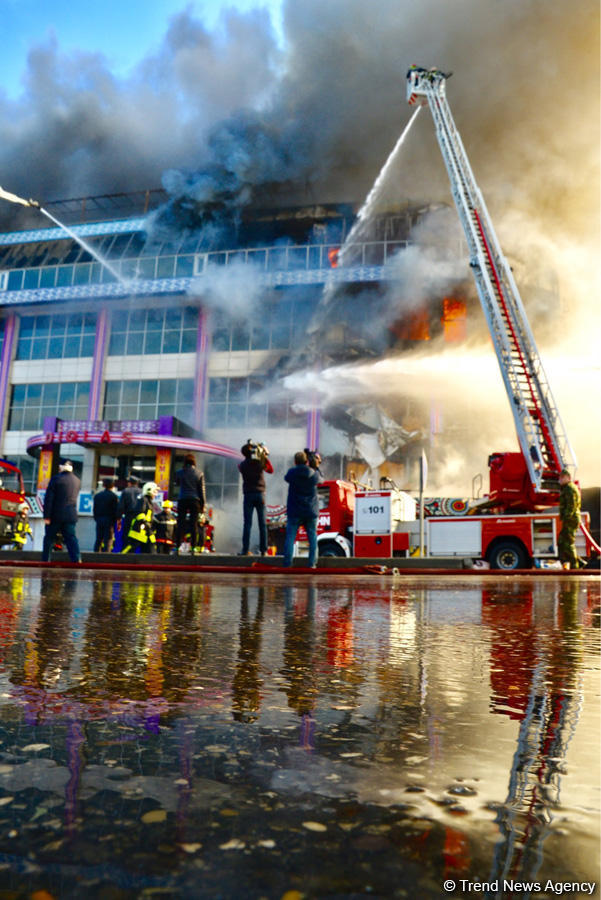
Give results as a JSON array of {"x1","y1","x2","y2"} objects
[{"x1": 0, "y1": 570, "x2": 598, "y2": 899}]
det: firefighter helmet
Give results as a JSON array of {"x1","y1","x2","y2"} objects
[
  {"x1": 162, "y1": 499, "x2": 174, "y2": 509},
  {"x1": 17, "y1": 502, "x2": 29, "y2": 513},
  {"x1": 142, "y1": 482, "x2": 159, "y2": 496}
]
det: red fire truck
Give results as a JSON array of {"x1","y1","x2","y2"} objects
[
  {"x1": 268, "y1": 474, "x2": 593, "y2": 569},
  {"x1": 0, "y1": 458, "x2": 26, "y2": 543},
  {"x1": 270, "y1": 69, "x2": 600, "y2": 570}
]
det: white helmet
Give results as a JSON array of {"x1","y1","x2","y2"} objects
[
  {"x1": 142, "y1": 481, "x2": 159, "y2": 497},
  {"x1": 17, "y1": 502, "x2": 29, "y2": 513}
]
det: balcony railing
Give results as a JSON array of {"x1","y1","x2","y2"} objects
[{"x1": 1, "y1": 239, "x2": 411, "y2": 294}]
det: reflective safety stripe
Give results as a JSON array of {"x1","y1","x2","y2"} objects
[{"x1": 127, "y1": 509, "x2": 156, "y2": 544}]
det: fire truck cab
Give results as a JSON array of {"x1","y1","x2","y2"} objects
[{"x1": 0, "y1": 459, "x2": 26, "y2": 542}]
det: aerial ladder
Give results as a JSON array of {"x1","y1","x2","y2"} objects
[{"x1": 407, "y1": 67, "x2": 578, "y2": 510}]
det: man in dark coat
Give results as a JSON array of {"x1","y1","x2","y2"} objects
[
  {"x1": 117, "y1": 475, "x2": 141, "y2": 544},
  {"x1": 283, "y1": 451, "x2": 323, "y2": 568},
  {"x1": 42, "y1": 459, "x2": 81, "y2": 563},
  {"x1": 238, "y1": 440, "x2": 274, "y2": 555},
  {"x1": 175, "y1": 454, "x2": 206, "y2": 551},
  {"x1": 93, "y1": 478, "x2": 119, "y2": 552}
]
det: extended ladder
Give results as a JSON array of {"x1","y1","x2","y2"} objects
[{"x1": 406, "y1": 67, "x2": 577, "y2": 492}]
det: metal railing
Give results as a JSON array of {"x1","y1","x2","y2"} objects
[{"x1": 1, "y1": 239, "x2": 412, "y2": 294}]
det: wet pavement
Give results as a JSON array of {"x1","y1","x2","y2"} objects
[{"x1": 0, "y1": 569, "x2": 598, "y2": 900}]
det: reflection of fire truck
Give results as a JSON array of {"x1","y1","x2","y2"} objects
[{"x1": 0, "y1": 459, "x2": 26, "y2": 543}]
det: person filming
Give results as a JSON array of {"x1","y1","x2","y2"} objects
[
  {"x1": 283, "y1": 449, "x2": 323, "y2": 569},
  {"x1": 238, "y1": 439, "x2": 273, "y2": 556}
]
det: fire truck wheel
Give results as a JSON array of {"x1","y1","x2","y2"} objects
[
  {"x1": 318, "y1": 541, "x2": 346, "y2": 558},
  {"x1": 488, "y1": 539, "x2": 529, "y2": 570}
]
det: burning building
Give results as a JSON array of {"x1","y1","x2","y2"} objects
[{"x1": 0, "y1": 185, "x2": 498, "y2": 532}]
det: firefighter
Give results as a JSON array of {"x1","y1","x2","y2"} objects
[
  {"x1": 558, "y1": 468, "x2": 583, "y2": 569},
  {"x1": 122, "y1": 482, "x2": 159, "y2": 554},
  {"x1": 195, "y1": 508, "x2": 214, "y2": 553},
  {"x1": 11, "y1": 502, "x2": 33, "y2": 551},
  {"x1": 155, "y1": 499, "x2": 177, "y2": 554}
]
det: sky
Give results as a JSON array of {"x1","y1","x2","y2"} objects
[{"x1": 0, "y1": 0, "x2": 284, "y2": 99}]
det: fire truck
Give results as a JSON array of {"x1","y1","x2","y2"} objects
[
  {"x1": 274, "y1": 68, "x2": 598, "y2": 569},
  {"x1": 0, "y1": 458, "x2": 26, "y2": 543}
]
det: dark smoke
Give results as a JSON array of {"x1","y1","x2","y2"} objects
[{"x1": 1, "y1": 0, "x2": 597, "y2": 238}]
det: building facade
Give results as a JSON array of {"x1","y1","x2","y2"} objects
[{"x1": 0, "y1": 192, "x2": 476, "y2": 549}]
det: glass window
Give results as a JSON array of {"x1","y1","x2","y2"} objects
[
  {"x1": 139, "y1": 380, "x2": 158, "y2": 404},
  {"x1": 59, "y1": 382, "x2": 75, "y2": 404},
  {"x1": 15, "y1": 312, "x2": 97, "y2": 359},
  {"x1": 158, "y1": 380, "x2": 177, "y2": 403},
  {"x1": 7, "y1": 381, "x2": 90, "y2": 432},
  {"x1": 50, "y1": 316, "x2": 67, "y2": 336},
  {"x1": 30, "y1": 339, "x2": 47, "y2": 360},
  {"x1": 231, "y1": 326, "x2": 249, "y2": 351},
  {"x1": 157, "y1": 257, "x2": 175, "y2": 278},
  {"x1": 146, "y1": 309, "x2": 164, "y2": 331},
  {"x1": 181, "y1": 330, "x2": 197, "y2": 353},
  {"x1": 63, "y1": 336, "x2": 80, "y2": 357},
  {"x1": 144, "y1": 331, "x2": 162, "y2": 354},
  {"x1": 56, "y1": 265, "x2": 73, "y2": 286},
  {"x1": 162, "y1": 330, "x2": 180, "y2": 353},
  {"x1": 107, "y1": 303, "x2": 199, "y2": 356},
  {"x1": 39, "y1": 267, "x2": 57, "y2": 288},
  {"x1": 23, "y1": 269, "x2": 40, "y2": 289},
  {"x1": 7, "y1": 271, "x2": 24, "y2": 290},
  {"x1": 108, "y1": 332, "x2": 126, "y2": 355},
  {"x1": 34, "y1": 316, "x2": 51, "y2": 336},
  {"x1": 121, "y1": 381, "x2": 139, "y2": 404},
  {"x1": 101, "y1": 378, "x2": 195, "y2": 424},
  {"x1": 81, "y1": 335, "x2": 95, "y2": 356}
]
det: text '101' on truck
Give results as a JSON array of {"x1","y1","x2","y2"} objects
[
  {"x1": 269, "y1": 68, "x2": 600, "y2": 571},
  {"x1": 0, "y1": 459, "x2": 26, "y2": 543}
]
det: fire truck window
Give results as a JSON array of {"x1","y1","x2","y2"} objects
[
  {"x1": 0, "y1": 469, "x2": 21, "y2": 492},
  {"x1": 318, "y1": 487, "x2": 330, "y2": 511}
]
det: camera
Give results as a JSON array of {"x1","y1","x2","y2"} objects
[
  {"x1": 242, "y1": 439, "x2": 270, "y2": 464},
  {"x1": 305, "y1": 447, "x2": 322, "y2": 470}
]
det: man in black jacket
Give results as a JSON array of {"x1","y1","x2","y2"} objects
[
  {"x1": 175, "y1": 454, "x2": 206, "y2": 551},
  {"x1": 238, "y1": 440, "x2": 273, "y2": 555},
  {"x1": 93, "y1": 478, "x2": 119, "y2": 552},
  {"x1": 42, "y1": 459, "x2": 81, "y2": 563}
]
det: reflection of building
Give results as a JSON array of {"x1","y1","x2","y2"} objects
[{"x1": 1, "y1": 191, "x2": 551, "y2": 508}]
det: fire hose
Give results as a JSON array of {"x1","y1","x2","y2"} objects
[{"x1": 580, "y1": 521, "x2": 601, "y2": 555}]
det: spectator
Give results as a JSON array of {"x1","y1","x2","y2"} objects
[
  {"x1": 175, "y1": 454, "x2": 206, "y2": 552},
  {"x1": 283, "y1": 451, "x2": 323, "y2": 568},
  {"x1": 93, "y1": 478, "x2": 119, "y2": 552},
  {"x1": 42, "y1": 459, "x2": 81, "y2": 563},
  {"x1": 238, "y1": 440, "x2": 273, "y2": 556}
]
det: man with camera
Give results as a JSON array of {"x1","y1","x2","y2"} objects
[
  {"x1": 238, "y1": 439, "x2": 274, "y2": 556},
  {"x1": 283, "y1": 449, "x2": 323, "y2": 569}
]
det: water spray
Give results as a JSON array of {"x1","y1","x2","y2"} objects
[{"x1": 0, "y1": 185, "x2": 128, "y2": 287}]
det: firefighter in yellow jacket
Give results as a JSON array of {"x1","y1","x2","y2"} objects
[
  {"x1": 12, "y1": 502, "x2": 33, "y2": 551},
  {"x1": 122, "y1": 482, "x2": 159, "y2": 554},
  {"x1": 558, "y1": 468, "x2": 582, "y2": 569}
]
